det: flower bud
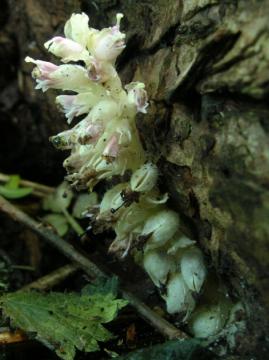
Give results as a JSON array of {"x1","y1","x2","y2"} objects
[
  {"x1": 188, "y1": 304, "x2": 228, "y2": 338},
  {"x1": 143, "y1": 210, "x2": 179, "y2": 249},
  {"x1": 125, "y1": 82, "x2": 149, "y2": 113},
  {"x1": 130, "y1": 163, "x2": 158, "y2": 192},
  {"x1": 165, "y1": 273, "x2": 195, "y2": 316},
  {"x1": 44, "y1": 37, "x2": 90, "y2": 63},
  {"x1": 99, "y1": 183, "x2": 127, "y2": 217},
  {"x1": 143, "y1": 250, "x2": 175, "y2": 287},
  {"x1": 180, "y1": 247, "x2": 206, "y2": 293}
]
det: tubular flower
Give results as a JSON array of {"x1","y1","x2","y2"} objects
[
  {"x1": 56, "y1": 92, "x2": 106, "y2": 124},
  {"x1": 125, "y1": 82, "x2": 149, "y2": 113},
  {"x1": 26, "y1": 12, "x2": 233, "y2": 335},
  {"x1": 64, "y1": 12, "x2": 93, "y2": 47},
  {"x1": 44, "y1": 36, "x2": 90, "y2": 64},
  {"x1": 87, "y1": 13, "x2": 125, "y2": 62}
]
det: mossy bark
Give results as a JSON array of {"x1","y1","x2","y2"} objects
[{"x1": 1, "y1": 0, "x2": 269, "y2": 356}]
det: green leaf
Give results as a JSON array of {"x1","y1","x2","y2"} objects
[
  {"x1": 82, "y1": 276, "x2": 119, "y2": 297},
  {"x1": 0, "y1": 290, "x2": 128, "y2": 360},
  {"x1": 42, "y1": 214, "x2": 69, "y2": 236},
  {"x1": 43, "y1": 182, "x2": 73, "y2": 213},
  {"x1": 0, "y1": 185, "x2": 33, "y2": 199},
  {"x1": 117, "y1": 339, "x2": 209, "y2": 360},
  {"x1": 6, "y1": 175, "x2": 21, "y2": 189}
]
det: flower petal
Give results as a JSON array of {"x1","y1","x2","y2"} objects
[
  {"x1": 44, "y1": 36, "x2": 90, "y2": 63},
  {"x1": 64, "y1": 13, "x2": 93, "y2": 47}
]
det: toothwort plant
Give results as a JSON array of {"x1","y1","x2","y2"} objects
[{"x1": 26, "y1": 13, "x2": 240, "y2": 338}]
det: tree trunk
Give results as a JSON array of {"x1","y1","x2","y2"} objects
[{"x1": 1, "y1": 0, "x2": 269, "y2": 357}]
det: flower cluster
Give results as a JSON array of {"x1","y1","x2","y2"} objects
[{"x1": 26, "y1": 12, "x2": 234, "y2": 336}]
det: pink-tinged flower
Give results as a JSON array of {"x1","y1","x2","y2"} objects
[
  {"x1": 125, "y1": 82, "x2": 149, "y2": 114},
  {"x1": 79, "y1": 122, "x2": 104, "y2": 145},
  {"x1": 64, "y1": 13, "x2": 94, "y2": 47},
  {"x1": 87, "y1": 57, "x2": 101, "y2": 82},
  {"x1": 88, "y1": 13, "x2": 125, "y2": 62},
  {"x1": 102, "y1": 134, "x2": 119, "y2": 158},
  {"x1": 56, "y1": 95, "x2": 77, "y2": 123},
  {"x1": 44, "y1": 36, "x2": 90, "y2": 63},
  {"x1": 56, "y1": 91, "x2": 105, "y2": 124},
  {"x1": 87, "y1": 56, "x2": 116, "y2": 83},
  {"x1": 26, "y1": 57, "x2": 94, "y2": 92},
  {"x1": 25, "y1": 56, "x2": 59, "y2": 91}
]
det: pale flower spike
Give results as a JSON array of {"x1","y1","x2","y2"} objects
[{"x1": 26, "y1": 12, "x2": 237, "y2": 339}]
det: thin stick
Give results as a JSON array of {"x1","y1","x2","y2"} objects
[
  {"x1": 21, "y1": 264, "x2": 79, "y2": 291},
  {"x1": 0, "y1": 173, "x2": 54, "y2": 197},
  {"x1": 0, "y1": 195, "x2": 186, "y2": 340}
]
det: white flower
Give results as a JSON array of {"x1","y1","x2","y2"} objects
[
  {"x1": 98, "y1": 183, "x2": 127, "y2": 219},
  {"x1": 87, "y1": 56, "x2": 117, "y2": 83},
  {"x1": 56, "y1": 90, "x2": 106, "y2": 124},
  {"x1": 125, "y1": 82, "x2": 149, "y2": 114},
  {"x1": 81, "y1": 122, "x2": 104, "y2": 145},
  {"x1": 188, "y1": 304, "x2": 228, "y2": 338},
  {"x1": 110, "y1": 204, "x2": 150, "y2": 257},
  {"x1": 44, "y1": 36, "x2": 90, "y2": 64},
  {"x1": 26, "y1": 57, "x2": 93, "y2": 92},
  {"x1": 64, "y1": 12, "x2": 93, "y2": 47},
  {"x1": 143, "y1": 250, "x2": 175, "y2": 287},
  {"x1": 180, "y1": 247, "x2": 206, "y2": 293},
  {"x1": 165, "y1": 273, "x2": 195, "y2": 316},
  {"x1": 142, "y1": 210, "x2": 180, "y2": 249},
  {"x1": 102, "y1": 134, "x2": 119, "y2": 158},
  {"x1": 25, "y1": 56, "x2": 59, "y2": 91},
  {"x1": 130, "y1": 163, "x2": 158, "y2": 193},
  {"x1": 88, "y1": 13, "x2": 125, "y2": 62}
]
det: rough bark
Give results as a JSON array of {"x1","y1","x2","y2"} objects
[{"x1": 1, "y1": 0, "x2": 269, "y2": 357}]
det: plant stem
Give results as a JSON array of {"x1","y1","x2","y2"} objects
[
  {"x1": 0, "y1": 195, "x2": 187, "y2": 340},
  {"x1": 62, "y1": 208, "x2": 84, "y2": 236}
]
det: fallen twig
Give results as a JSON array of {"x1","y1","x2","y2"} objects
[
  {"x1": 21, "y1": 264, "x2": 79, "y2": 291},
  {"x1": 0, "y1": 195, "x2": 187, "y2": 340}
]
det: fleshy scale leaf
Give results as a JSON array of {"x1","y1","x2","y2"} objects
[{"x1": 0, "y1": 290, "x2": 127, "y2": 360}]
